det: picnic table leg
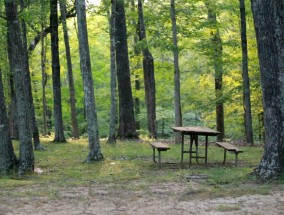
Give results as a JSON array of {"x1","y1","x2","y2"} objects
[
  {"x1": 181, "y1": 134, "x2": 184, "y2": 163},
  {"x1": 195, "y1": 135, "x2": 199, "y2": 163},
  {"x1": 205, "y1": 136, "x2": 208, "y2": 166},
  {"x1": 158, "y1": 150, "x2": 161, "y2": 168},
  {"x1": 189, "y1": 135, "x2": 194, "y2": 166}
]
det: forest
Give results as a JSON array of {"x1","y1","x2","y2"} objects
[{"x1": 0, "y1": 0, "x2": 284, "y2": 180}]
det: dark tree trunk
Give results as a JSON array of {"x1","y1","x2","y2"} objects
[
  {"x1": 41, "y1": 22, "x2": 48, "y2": 136},
  {"x1": 60, "y1": 0, "x2": 80, "y2": 139},
  {"x1": 0, "y1": 70, "x2": 17, "y2": 174},
  {"x1": 239, "y1": 0, "x2": 254, "y2": 145},
  {"x1": 115, "y1": 0, "x2": 137, "y2": 139},
  {"x1": 170, "y1": 0, "x2": 182, "y2": 143},
  {"x1": 251, "y1": 0, "x2": 284, "y2": 179},
  {"x1": 50, "y1": 0, "x2": 66, "y2": 143},
  {"x1": 207, "y1": 1, "x2": 225, "y2": 141},
  {"x1": 137, "y1": 0, "x2": 157, "y2": 139},
  {"x1": 5, "y1": 0, "x2": 34, "y2": 175},
  {"x1": 76, "y1": 0, "x2": 103, "y2": 162},
  {"x1": 107, "y1": 0, "x2": 117, "y2": 144},
  {"x1": 19, "y1": 0, "x2": 44, "y2": 150},
  {"x1": 8, "y1": 69, "x2": 18, "y2": 140}
]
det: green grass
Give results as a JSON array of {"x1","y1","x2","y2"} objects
[{"x1": 0, "y1": 137, "x2": 283, "y2": 200}]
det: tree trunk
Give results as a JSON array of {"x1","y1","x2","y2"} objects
[
  {"x1": 239, "y1": 0, "x2": 254, "y2": 145},
  {"x1": 0, "y1": 70, "x2": 17, "y2": 174},
  {"x1": 8, "y1": 67, "x2": 18, "y2": 140},
  {"x1": 137, "y1": 0, "x2": 157, "y2": 139},
  {"x1": 207, "y1": 1, "x2": 225, "y2": 141},
  {"x1": 76, "y1": 0, "x2": 103, "y2": 162},
  {"x1": 107, "y1": 0, "x2": 117, "y2": 144},
  {"x1": 170, "y1": 0, "x2": 182, "y2": 143},
  {"x1": 131, "y1": 0, "x2": 141, "y2": 131},
  {"x1": 50, "y1": 0, "x2": 66, "y2": 143},
  {"x1": 19, "y1": 0, "x2": 44, "y2": 150},
  {"x1": 5, "y1": 0, "x2": 34, "y2": 175},
  {"x1": 41, "y1": 20, "x2": 48, "y2": 136},
  {"x1": 251, "y1": 0, "x2": 284, "y2": 179},
  {"x1": 115, "y1": 0, "x2": 137, "y2": 139},
  {"x1": 60, "y1": 0, "x2": 80, "y2": 139}
]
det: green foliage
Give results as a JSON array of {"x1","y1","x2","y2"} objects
[{"x1": 0, "y1": 0, "x2": 263, "y2": 141}]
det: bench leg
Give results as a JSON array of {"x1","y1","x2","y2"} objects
[
  {"x1": 158, "y1": 150, "x2": 161, "y2": 168},
  {"x1": 152, "y1": 148, "x2": 156, "y2": 163},
  {"x1": 235, "y1": 152, "x2": 239, "y2": 167},
  {"x1": 223, "y1": 149, "x2": 227, "y2": 164}
]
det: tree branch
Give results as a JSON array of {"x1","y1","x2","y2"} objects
[{"x1": 28, "y1": 6, "x2": 76, "y2": 52}]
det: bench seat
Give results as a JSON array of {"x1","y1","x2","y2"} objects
[
  {"x1": 216, "y1": 142, "x2": 243, "y2": 166},
  {"x1": 149, "y1": 142, "x2": 170, "y2": 167}
]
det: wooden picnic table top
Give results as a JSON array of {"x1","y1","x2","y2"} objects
[{"x1": 172, "y1": 126, "x2": 220, "y2": 136}]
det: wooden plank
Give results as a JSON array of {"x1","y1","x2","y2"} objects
[
  {"x1": 216, "y1": 142, "x2": 243, "y2": 152},
  {"x1": 172, "y1": 126, "x2": 220, "y2": 136},
  {"x1": 150, "y1": 142, "x2": 170, "y2": 150}
]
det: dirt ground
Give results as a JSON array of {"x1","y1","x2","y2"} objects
[{"x1": 1, "y1": 180, "x2": 284, "y2": 215}]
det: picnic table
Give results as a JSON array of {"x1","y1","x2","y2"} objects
[{"x1": 172, "y1": 126, "x2": 220, "y2": 166}]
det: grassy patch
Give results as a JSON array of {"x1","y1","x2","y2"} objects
[
  {"x1": 0, "y1": 137, "x2": 283, "y2": 200},
  {"x1": 216, "y1": 204, "x2": 241, "y2": 212}
]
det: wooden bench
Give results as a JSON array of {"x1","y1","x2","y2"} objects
[
  {"x1": 216, "y1": 142, "x2": 244, "y2": 166},
  {"x1": 149, "y1": 142, "x2": 170, "y2": 168}
]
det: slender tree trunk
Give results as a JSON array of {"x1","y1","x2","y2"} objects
[
  {"x1": 115, "y1": 0, "x2": 137, "y2": 139},
  {"x1": 60, "y1": 0, "x2": 80, "y2": 139},
  {"x1": 5, "y1": 0, "x2": 34, "y2": 175},
  {"x1": 107, "y1": 0, "x2": 117, "y2": 144},
  {"x1": 76, "y1": 0, "x2": 103, "y2": 161},
  {"x1": 207, "y1": 1, "x2": 225, "y2": 141},
  {"x1": 137, "y1": 0, "x2": 157, "y2": 139},
  {"x1": 0, "y1": 70, "x2": 17, "y2": 174},
  {"x1": 50, "y1": 0, "x2": 66, "y2": 143},
  {"x1": 41, "y1": 21, "x2": 48, "y2": 136},
  {"x1": 170, "y1": 0, "x2": 182, "y2": 143},
  {"x1": 131, "y1": 0, "x2": 141, "y2": 131},
  {"x1": 251, "y1": 0, "x2": 284, "y2": 179},
  {"x1": 19, "y1": 0, "x2": 44, "y2": 150},
  {"x1": 239, "y1": 0, "x2": 254, "y2": 145}
]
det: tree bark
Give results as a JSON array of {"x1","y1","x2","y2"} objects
[
  {"x1": 137, "y1": 0, "x2": 157, "y2": 139},
  {"x1": 50, "y1": 0, "x2": 66, "y2": 143},
  {"x1": 107, "y1": 0, "x2": 117, "y2": 144},
  {"x1": 60, "y1": 0, "x2": 80, "y2": 139},
  {"x1": 7, "y1": 59, "x2": 18, "y2": 140},
  {"x1": 239, "y1": 0, "x2": 254, "y2": 145},
  {"x1": 76, "y1": 0, "x2": 103, "y2": 161},
  {"x1": 251, "y1": 0, "x2": 284, "y2": 179},
  {"x1": 170, "y1": 0, "x2": 182, "y2": 143},
  {"x1": 19, "y1": 0, "x2": 44, "y2": 150},
  {"x1": 207, "y1": 1, "x2": 225, "y2": 141},
  {"x1": 0, "y1": 70, "x2": 17, "y2": 174},
  {"x1": 115, "y1": 0, "x2": 137, "y2": 139},
  {"x1": 5, "y1": 0, "x2": 34, "y2": 175},
  {"x1": 41, "y1": 20, "x2": 48, "y2": 136}
]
